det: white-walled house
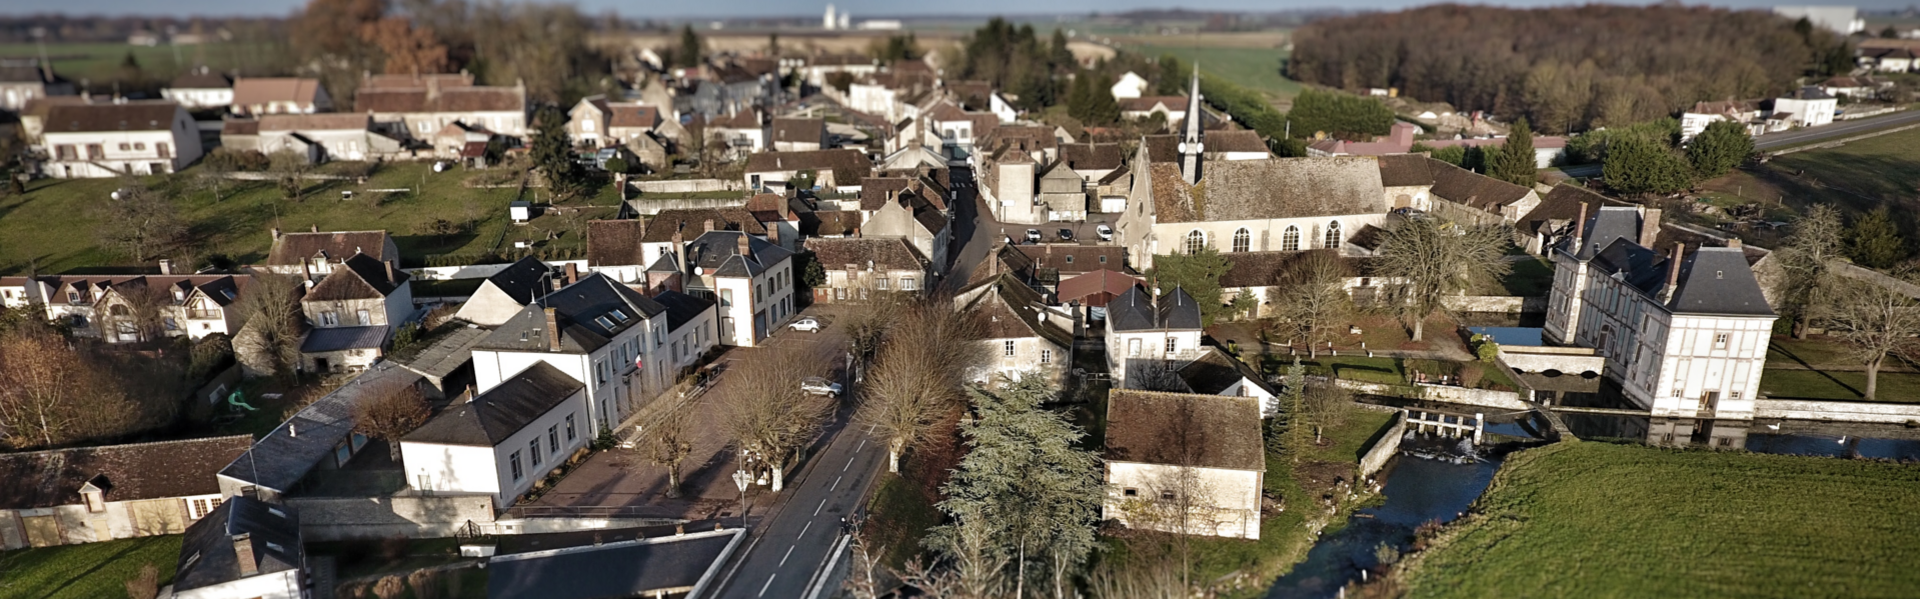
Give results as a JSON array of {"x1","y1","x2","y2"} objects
[
  {"x1": 298, "y1": 253, "x2": 414, "y2": 374},
  {"x1": 804, "y1": 237, "x2": 931, "y2": 304},
  {"x1": 1106, "y1": 286, "x2": 1204, "y2": 387},
  {"x1": 958, "y1": 273, "x2": 1074, "y2": 385},
  {"x1": 230, "y1": 77, "x2": 330, "y2": 116},
  {"x1": 681, "y1": 231, "x2": 797, "y2": 347},
  {"x1": 355, "y1": 73, "x2": 528, "y2": 140},
  {"x1": 41, "y1": 101, "x2": 203, "y2": 178},
  {"x1": 6, "y1": 273, "x2": 250, "y2": 344},
  {"x1": 469, "y1": 273, "x2": 671, "y2": 434},
  {"x1": 1110, "y1": 71, "x2": 1149, "y2": 99},
  {"x1": 163, "y1": 67, "x2": 234, "y2": 110},
  {"x1": 0, "y1": 436, "x2": 251, "y2": 550},
  {"x1": 170, "y1": 496, "x2": 306, "y2": 599},
  {"x1": 453, "y1": 256, "x2": 562, "y2": 327},
  {"x1": 1104, "y1": 390, "x2": 1265, "y2": 539},
  {"x1": 1545, "y1": 206, "x2": 1777, "y2": 419},
  {"x1": 401, "y1": 362, "x2": 591, "y2": 508},
  {"x1": 1176, "y1": 347, "x2": 1280, "y2": 412},
  {"x1": 1772, "y1": 87, "x2": 1838, "y2": 129},
  {"x1": 653, "y1": 290, "x2": 720, "y2": 374}
]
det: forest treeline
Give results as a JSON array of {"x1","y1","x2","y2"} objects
[{"x1": 1289, "y1": 4, "x2": 1854, "y2": 133}]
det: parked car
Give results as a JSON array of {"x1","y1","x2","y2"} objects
[
  {"x1": 1096, "y1": 224, "x2": 1114, "y2": 241},
  {"x1": 801, "y1": 376, "x2": 842, "y2": 397},
  {"x1": 1058, "y1": 228, "x2": 1074, "y2": 242},
  {"x1": 789, "y1": 317, "x2": 823, "y2": 333},
  {"x1": 1026, "y1": 229, "x2": 1042, "y2": 243}
]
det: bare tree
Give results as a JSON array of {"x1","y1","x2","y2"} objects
[
  {"x1": 1300, "y1": 381, "x2": 1355, "y2": 444},
  {"x1": 354, "y1": 378, "x2": 431, "y2": 461},
  {"x1": 1267, "y1": 250, "x2": 1354, "y2": 357},
  {"x1": 856, "y1": 300, "x2": 987, "y2": 473},
  {"x1": 1373, "y1": 219, "x2": 1512, "y2": 341},
  {"x1": 97, "y1": 283, "x2": 171, "y2": 344},
  {"x1": 845, "y1": 519, "x2": 888, "y2": 599},
  {"x1": 0, "y1": 330, "x2": 140, "y2": 449},
  {"x1": 1819, "y1": 275, "x2": 1920, "y2": 400},
  {"x1": 1773, "y1": 204, "x2": 1847, "y2": 339},
  {"x1": 234, "y1": 272, "x2": 303, "y2": 380},
  {"x1": 638, "y1": 405, "x2": 693, "y2": 498},
  {"x1": 721, "y1": 345, "x2": 835, "y2": 492},
  {"x1": 97, "y1": 180, "x2": 188, "y2": 263},
  {"x1": 268, "y1": 149, "x2": 314, "y2": 201}
]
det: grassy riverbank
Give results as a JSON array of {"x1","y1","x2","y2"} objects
[
  {"x1": 0, "y1": 535, "x2": 181, "y2": 599},
  {"x1": 1397, "y1": 441, "x2": 1920, "y2": 598}
]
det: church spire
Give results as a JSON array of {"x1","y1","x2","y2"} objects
[{"x1": 1177, "y1": 65, "x2": 1204, "y2": 185}]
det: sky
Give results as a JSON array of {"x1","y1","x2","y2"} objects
[{"x1": 3, "y1": 0, "x2": 1915, "y2": 19}]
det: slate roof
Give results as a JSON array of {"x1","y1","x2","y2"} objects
[
  {"x1": 1105, "y1": 390, "x2": 1264, "y2": 471},
  {"x1": 217, "y1": 363, "x2": 422, "y2": 493},
  {"x1": 1572, "y1": 206, "x2": 1644, "y2": 260},
  {"x1": 406, "y1": 362, "x2": 584, "y2": 447},
  {"x1": 967, "y1": 274, "x2": 1072, "y2": 347},
  {"x1": 232, "y1": 78, "x2": 324, "y2": 108},
  {"x1": 686, "y1": 231, "x2": 795, "y2": 278},
  {"x1": 305, "y1": 253, "x2": 410, "y2": 301},
  {"x1": 266, "y1": 230, "x2": 395, "y2": 265},
  {"x1": 476, "y1": 273, "x2": 666, "y2": 354},
  {"x1": 43, "y1": 102, "x2": 180, "y2": 133},
  {"x1": 1376, "y1": 154, "x2": 1435, "y2": 187},
  {"x1": 1060, "y1": 143, "x2": 1125, "y2": 171},
  {"x1": 1178, "y1": 347, "x2": 1278, "y2": 396},
  {"x1": 0, "y1": 436, "x2": 252, "y2": 510},
  {"x1": 771, "y1": 117, "x2": 825, "y2": 145},
  {"x1": 1520, "y1": 184, "x2": 1630, "y2": 237},
  {"x1": 1205, "y1": 130, "x2": 1270, "y2": 155},
  {"x1": 174, "y1": 496, "x2": 303, "y2": 593},
  {"x1": 586, "y1": 220, "x2": 647, "y2": 267},
  {"x1": 804, "y1": 237, "x2": 925, "y2": 271},
  {"x1": 1668, "y1": 247, "x2": 1774, "y2": 316},
  {"x1": 484, "y1": 256, "x2": 558, "y2": 306},
  {"x1": 1109, "y1": 286, "x2": 1201, "y2": 331},
  {"x1": 654, "y1": 290, "x2": 716, "y2": 332},
  {"x1": 1426, "y1": 157, "x2": 1533, "y2": 211},
  {"x1": 394, "y1": 325, "x2": 489, "y2": 379},
  {"x1": 301, "y1": 325, "x2": 389, "y2": 352}
]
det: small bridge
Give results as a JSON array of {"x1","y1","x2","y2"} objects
[{"x1": 1406, "y1": 408, "x2": 1485, "y2": 444}]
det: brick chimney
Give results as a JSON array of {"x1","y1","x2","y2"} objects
[
  {"x1": 737, "y1": 233, "x2": 751, "y2": 259},
  {"x1": 271, "y1": 227, "x2": 281, "y2": 240},
  {"x1": 564, "y1": 262, "x2": 579, "y2": 285},
  {"x1": 310, "y1": 224, "x2": 318, "y2": 232},
  {"x1": 704, "y1": 219, "x2": 715, "y2": 233},
  {"x1": 1574, "y1": 202, "x2": 1588, "y2": 245},
  {"x1": 545, "y1": 307, "x2": 561, "y2": 351},
  {"x1": 385, "y1": 261, "x2": 397, "y2": 285},
  {"x1": 1640, "y1": 207, "x2": 1662, "y2": 249},
  {"x1": 158, "y1": 259, "x2": 173, "y2": 275},
  {"x1": 1666, "y1": 243, "x2": 1685, "y2": 291},
  {"x1": 1727, "y1": 238, "x2": 1742, "y2": 249},
  {"x1": 233, "y1": 533, "x2": 257, "y2": 576},
  {"x1": 767, "y1": 222, "x2": 780, "y2": 246}
]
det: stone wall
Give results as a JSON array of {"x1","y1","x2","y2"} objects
[
  {"x1": 627, "y1": 197, "x2": 752, "y2": 215},
  {"x1": 1753, "y1": 399, "x2": 1920, "y2": 424},
  {"x1": 1440, "y1": 295, "x2": 1547, "y2": 313},
  {"x1": 1357, "y1": 410, "x2": 1407, "y2": 478},
  {"x1": 632, "y1": 179, "x2": 742, "y2": 193},
  {"x1": 1333, "y1": 379, "x2": 1529, "y2": 411},
  {"x1": 1497, "y1": 346, "x2": 1605, "y2": 376},
  {"x1": 289, "y1": 494, "x2": 498, "y2": 541}
]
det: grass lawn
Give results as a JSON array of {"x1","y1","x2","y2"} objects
[
  {"x1": 1123, "y1": 44, "x2": 1303, "y2": 101},
  {"x1": 1497, "y1": 257, "x2": 1553, "y2": 297},
  {"x1": 862, "y1": 473, "x2": 944, "y2": 569},
  {"x1": 1758, "y1": 369, "x2": 1920, "y2": 403},
  {"x1": 1400, "y1": 441, "x2": 1920, "y2": 598},
  {"x1": 1697, "y1": 125, "x2": 1920, "y2": 228},
  {"x1": 0, "y1": 161, "x2": 626, "y2": 274},
  {"x1": 0, "y1": 535, "x2": 182, "y2": 599},
  {"x1": 0, "y1": 42, "x2": 291, "y2": 86}
]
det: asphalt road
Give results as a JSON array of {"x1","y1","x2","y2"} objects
[
  {"x1": 703, "y1": 312, "x2": 886, "y2": 599},
  {"x1": 1554, "y1": 109, "x2": 1920, "y2": 179}
]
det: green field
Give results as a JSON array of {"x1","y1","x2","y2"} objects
[
  {"x1": 0, "y1": 162, "x2": 622, "y2": 274},
  {"x1": 1758, "y1": 369, "x2": 1920, "y2": 403},
  {"x1": 0, "y1": 536, "x2": 182, "y2": 599},
  {"x1": 1401, "y1": 441, "x2": 1920, "y2": 598},
  {"x1": 1124, "y1": 44, "x2": 1302, "y2": 100},
  {"x1": 0, "y1": 42, "x2": 292, "y2": 87}
]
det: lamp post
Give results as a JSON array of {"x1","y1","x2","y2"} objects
[{"x1": 732, "y1": 468, "x2": 751, "y2": 527}]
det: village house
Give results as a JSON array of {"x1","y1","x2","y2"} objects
[
  {"x1": 453, "y1": 256, "x2": 565, "y2": 327},
  {"x1": 13, "y1": 271, "x2": 251, "y2": 343},
  {"x1": 1110, "y1": 71, "x2": 1150, "y2": 99},
  {"x1": 229, "y1": 77, "x2": 331, "y2": 116},
  {"x1": 162, "y1": 66, "x2": 234, "y2": 110},
  {"x1": 653, "y1": 289, "x2": 720, "y2": 374},
  {"x1": 1546, "y1": 205, "x2": 1777, "y2": 419},
  {"x1": 742, "y1": 148, "x2": 873, "y2": 193},
  {"x1": 678, "y1": 230, "x2": 797, "y2": 346},
  {"x1": 298, "y1": 253, "x2": 414, "y2": 374},
  {"x1": 355, "y1": 71, "x2": 528, "y2": 140},
  {"x1": 857, "y1": 178, "x2": 951, "y2": 271},
  {"x1": 1680, "y1": 100, "x2": 1767, "y2": 141},
  {"x1": 1104, "y1": 389, "x2": 1265, "y2": 539},
  {"x1": 262, "y1": 228, "x2": 401, "y2": 282},
  {"x1": 566, "y1": 95, "x2": 663, "y2": 148},
  {"x1": 701, "y1": 110, "x2": 768, "y2": 159},
  {"x1": 958, "y1": 273, "x2": 1075, "y2": 384},
  {"x1": 400, "y1": 362, "x2": 592, "y2": 507},
  {"x1": 1771, "y1": 86, "x2": 1838, "y2": 129},
  {"x1": 1119, "y1": 96, "x2": 1189, "y2": 124},
  {"x1": 0, "y1": 58, "x2": 74, "y2": 111},
  {"x1": 771, "y1": 117, "x2": 828, "y2": 151},
  {"x1": 1175, "y1": 347, "x2": 1280, "y2": 410},
  {"x1": 1856, "y1": 38, "x2": 1920, "y2": 72},
  {"x1": 469, "y1": 273, "x2": 672, "y2": 434},
  {"x1": 40, "y1": 101, "x2": 203, "y2": 178},
  {"x1": 170, "y1": 495, "x2": 307, "y2": 599},
  {"x1": 585, "y1": 208, "x2": 773, "y2": 285},
  {"x1": 1055, "y1": 268, "x2": 1144, "y2": 323},
  {"x1": 253, "y1": 113, "x2": 405, "y2": 163},
  {"x1": 0, "y1": 436, "x2": 252, "y2": 550},
  {"x1": 1106, "y1": 286, "x2": 1204, "y2": 387},
  {"x1": 804, "y1": 237, "x2": 930, "y2": 303}
]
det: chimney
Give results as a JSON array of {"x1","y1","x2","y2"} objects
[
  {"x1": 271, "y1": 227, "x2": 281, "y2": 240},
  {"x1": 1574, "y1": 202, "x2": 1588, "y2": 244},
  {"x1": 310, "y1": 224, "x2": 318, "y2": 232},
  {"x1": 385, "y1": 261, "x2": 396, "y2": 283},
  {"x1": 1640, "y1": 208, "x2": 1662, "y2": 249},
  {"x1": 1727, "y1": 238, "x2": 1742, "y2": 249},
  {"x1": 564, "y1": 262, "x2": 579, "y2": 284},
  {"x1": 545, "y1": 307, "x2": 561, "y2": 351},
  {"x1": 737, "y1": 233, "x2": 751, "y2": 258},
  {"x1": 158, "y1": 259, "x2": 173, "y2": 275},
  {"x1": 1666, "y1": 243, "x2": 1685, "y2": 291},
  {"x1": 768, "y1": 223, "x2": 781, "y2": 246},
  {"x1": 704, "y1": 219, "x2": 715, "y2": 233},
  {"x1": 233, "y1": 534, "x2": 257, "y2": 577}
]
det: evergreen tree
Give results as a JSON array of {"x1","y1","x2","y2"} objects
[
  {"x1": 1085, "y1": 72, "x2": 1121, "y2": 125},
  {"x1": 1148, "y1": 247, "x2": 1235, "y2": 326},
  {"x1": 1065, "y1": 70, "x2": 1092, "y2": 122},
  {"x1": 1688, "y1": 120, "x2": 1754, "y2": 179},
  {"x1": 1847, "y1": 207, "x2": 1907, "y2": 270},
  {"x1": 1278, "y1": 359, "x2": 1311, "y2": 462},
  {"x1": 677, "y1": 25, "x2": 703, "y2": 68},
  {"x1": 1490, "y1": 118, "x2": 1537, "y2": 187},
  {"x1": 529, "y1": 106, "x2": 585, "y2": 198},
  {"x1": 1603, "y1": 135, "x2": 1692, "y2": 196}
]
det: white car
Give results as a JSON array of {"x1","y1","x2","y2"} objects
[
  {"x1": 801, "y1": 377, "x2": 842, "y2": 397},
  {"x1": 1025, "y1": 229, "x2": 1042, "y2": 243},
  {"x1": 1096, "y1": 224, "x2": 1114, "y2": 241},
  {"x1": 789, "y1": 317, "x2": 823, "y2": 333}
]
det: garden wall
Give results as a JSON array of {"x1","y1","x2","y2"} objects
[
  {"x1": 1334, "y1": 379, "x2": 1529, "y2": 411},
  {"x1": 1358, "y1": 410, "x2": 1408, "y2": 478},
  {"x1": 1497, "y1": 346, "x2": 1605, "y2": 376},
  {"x1": 289, "y1": 494, "x2": 498, "y2": 541},
  {"x1": 627, "y1": 197, "x2": 751, "y2": 214},
  {"x1": 632, "y1": 179, "x2": 741, "y2": 193},
  {"x1": 1440, "y1": 295, "x2": 1548, "y2": 313},
  {"x1": 1753, "y1": 399, "x2": 1920, "y2": 424}
]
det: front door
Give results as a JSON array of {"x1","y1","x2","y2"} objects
[{"x1": 23, "y1": 515, "x2": 60, "y2": 547}]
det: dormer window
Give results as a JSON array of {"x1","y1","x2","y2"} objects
[
  {"x1": 173, "y1": 288, "x2": 185, "y2": 301},
  {"x1": 609, "y1": 309, "x2": 629, "y2": 323},
  {"x1": 80, "y1": 478, "x2": 108, "y2": 513},
  {"x1": 595, "y1": 316, "x2": 615, "y2": 329}
]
